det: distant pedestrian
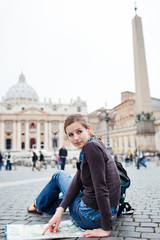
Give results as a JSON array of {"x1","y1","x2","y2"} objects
[
  {"x1": 9, "y1": 155, "x2": 13, "y2": 170},
  {"x1": 136, "y1": 146, "x2": 147, "y2": 169},
  {"x1": 129, "y1": 153, "x2": 133, "y2": 166},
  {"x1": 39, "y1": 151, "x2": 46, "y2": 169},
  {"x1": 32, "y1": 152, "x2": 38, "y2": 171},
  {"x1": 0, "y1": 151, "x2": 3, "y2": 171},
  {"x1": 56, "y1": 155, "x2": 61, "y2": 169},
  {"x1": 6, "y1": 152, "x2": 11, "y2": 170},
  {"x1": 114, "y1": 154, "x2": 118, "y2": 162},
  {"x1": 125, "y1": 155, "x2": 130, "y2": 167},
  {"x1": 59, "y1": 145, "x2": 68, "y2": 170}
]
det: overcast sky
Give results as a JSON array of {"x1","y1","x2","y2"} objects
[{"x1": 0, "y1": 0, "x2": 160, "y2": 113}]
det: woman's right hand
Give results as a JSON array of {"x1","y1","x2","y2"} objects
[{"x1": 42, "y1": 207, "x2": 64, "y2": 235}]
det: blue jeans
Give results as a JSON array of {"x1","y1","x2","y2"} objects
[
  {"x1": 60, "y1": 157, "x2": 66, "y2": 170},
  {"x1": 57, "y1": 161, "x2": 61, "y2": 169},
  {"x1": 36, "y1": 170, "x2": 118, "y2": 229},
  {"x1": 137, "y1": 158, "x2": 147, "y2": 169},
  {"x1": 0, "y1": 162, "x2": 2, "y2": 170},
  {"x1": 6, "y1": 161, "x2": 10, "y2": 170}
]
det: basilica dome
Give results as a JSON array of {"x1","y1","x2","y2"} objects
[{"x1": 4, "y1": 73, "x2": 39, "y2": 102}]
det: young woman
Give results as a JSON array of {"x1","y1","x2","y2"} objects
[{"x1": 27, "y1": 114, "x2": 121, "y2": 237}]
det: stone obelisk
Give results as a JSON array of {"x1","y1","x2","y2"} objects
[{"x1": 132, "y1": 14, "x2": 156, "y2": 151}]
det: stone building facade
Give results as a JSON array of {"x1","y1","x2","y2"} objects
[
  {"x1": 88, "y1": 91, "x2": 160, "y2": 154},
  {"x1": 0, "y1": 73, "x2": 87, "y2": 154}
]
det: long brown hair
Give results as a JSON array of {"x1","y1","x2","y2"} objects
[{"x1": 64, "y1": 114, "x2": 96, "y2": 138}]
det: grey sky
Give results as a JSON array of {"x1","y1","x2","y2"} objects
[{"x1": 0, "y1": 0, "x2": 159, "y2": 113}]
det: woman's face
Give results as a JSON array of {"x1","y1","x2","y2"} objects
[{"x1": 66, "y1": 122, "x2": 90, "y2": 149}]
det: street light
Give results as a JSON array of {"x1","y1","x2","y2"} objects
[{"x1": 97, "y1": 105, "x2": 114, "y2": 155}]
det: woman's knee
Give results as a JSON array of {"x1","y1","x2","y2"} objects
[{"x1": 51, "y1": 170, "x2": 71, "y2": 182}]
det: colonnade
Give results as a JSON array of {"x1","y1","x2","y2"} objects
[{"x1": 0, "y1": 120, "x2": 64, "y2": 152}]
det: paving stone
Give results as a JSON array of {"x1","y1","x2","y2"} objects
[
  {"x1": 136, "y1": 227, "x2": 154, "y2": 232},
  {"x1": 103, "y1": 238, "x2": 123, "y2": 240},
  {"x1": 134, "y1": 214, "x2": 151, "y2": 219},
  {"x1": 142, "y1": 232, "x2": 160, "y2": 238},
  {"x1": 116, "y1": 226, "x2": 135, "y2": 231},
  {"x1": 119, "y1": 230, "x2": 140, "y2": 238},
  {"x1": 151, "y1": 218, "x2": 160, "y2": 223},
  {"x1": 134, "y1": 218, "x2": 151, "y2": 222},
  {"x1": 141, "y1": 223, "x2": 158, "y2": 227},
  {"x1": 155, "y1": 227, "x2": 160, "y2": 233},
  {"x1": 122, "y1": 222, "x2": 139, "y2": 227},
  {"x1": 125, "y1": 238, "x2": 147, "y2": 240},
  {"x1": 118, "y1": 218, "x2": 133, "y2": 222}
]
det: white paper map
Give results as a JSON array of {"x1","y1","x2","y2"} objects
[{"x1": 6, "y1": 220, "x2": 84, "y2": 240}]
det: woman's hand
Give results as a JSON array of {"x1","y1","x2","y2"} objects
[
  {"x1": 42, "y1": 207, "x2": 64, "y2": 235},
  {"x1": 81, "y1": 228, "x2": 111, "y2": 238}
]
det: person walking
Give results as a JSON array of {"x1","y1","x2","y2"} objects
[
  {"x1": 114, "y1": 154, "x2": 118, "y2": 162},
  {"x1": 9, "y1": 154, "x2": 13, "y2": 170},
  {"x1": 136, "y1": 146, "x2": 147, "y2": 169},
  {"x1": 125, "y1": 155, "x2": 130, "y2": 167},
  {"x1": 27, "y1": 114, "x2": 121, "y2": 238},
  {"x1": 6, "y1": 152, "x2": 11, "y2": 170},
  {"x1": 32, "y1": 152, "x2": 38, "y2": 171},
  {"x1": 59, "y1": 145, "x2": 68, "y2": 170},
  {"x1": 0, "y1": 152, "x2": 3, "y2": 171},
  {"x1": 56, "y1": 155, "x2": 61, "y2": 169},
  {"x1": 129, "y1": 153, "x2": 133, "y2": 166},
  {"x1": 39, "y1": 151, "x2": 46, "y2": 169}
]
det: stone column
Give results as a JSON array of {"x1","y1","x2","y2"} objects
[
  {"x1": 13, "y1": 121, "x2": 16, "y2": 150},
  {"x1": 37, "y1": 121, "x2": 40, "y2": 150},
  {"x1": 17, "y1": 121, "x2": 21, "y2": 150},
  {"x1": 25, "y1": 121, "x2": 29, "y2": 151},
  {"x1": 48, "y1": 121, "x2": 52, "y2": 150},
  {"x1": 58, "y1": 121, "x2": 63, "y2": 148},
  {"x1": 44, "y1": 121, "x2": 48, "y2": 149},
  {"x1": 130, "y1": 135, "x2": 134, "y2": 152},
  {"x1": 124, "y1": 136, "x2": 128, "y2": 152},
  {"x1": 119, "y1": 136, "x2": 122, "y2": 152},
  {"x1": 0, "y1": 121, "x2": 5, "y2": 151}
]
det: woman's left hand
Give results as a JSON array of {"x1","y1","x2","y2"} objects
[{"x1": 81, "y1": 228, "x2": 111, "y2": 237}]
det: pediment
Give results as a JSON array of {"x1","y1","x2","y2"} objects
[{"x1": 20, "y1": 107, "x2": 47, "y2": 115}]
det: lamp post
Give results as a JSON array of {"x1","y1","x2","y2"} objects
[{"x1": 97, "y1": 105, "x2": 113, "y2": 155}]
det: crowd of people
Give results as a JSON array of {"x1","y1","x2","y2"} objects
[
  {"x1": 0, "y1": 147, "x2": 68, "y2": 172},
  {"x1": 0, "y1": 151, "x2": 14, "y2": 171},
  {"x1": 114, "y1": 146, "x2": 148, "y2": 170},
  {"x1": 0, "y1": 145, "x2": 158, "y2": 173},
  {"x1": 31, "y1": 146, "x2": 68, "y2": 172}
]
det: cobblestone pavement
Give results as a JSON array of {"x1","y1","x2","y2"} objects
[{"x1": 0, "y1": 161, "x2": 160, "y2": 240}]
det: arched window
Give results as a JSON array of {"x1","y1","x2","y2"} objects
[
  {"x1": 6, "y1": 122, "x2": 11, "y2": 131},
  {"x1": 53, "y1": 122, "x2": 57, "y2": 131},
  {"x1": 21, "y1": 123, "x2": 25, "y2": 130},
  {"x1": 77, "y1": 106, "x2": 81, "y2": 112},
  {"x1": 30, "y1": 122, "x2": 36, "y2": 129},
  {"x1": 40, "y1": 123, "x2": 44, "y2": 130},
  {"x1": 6, "y1": 139, "x2": 12, "y2": 149}
]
